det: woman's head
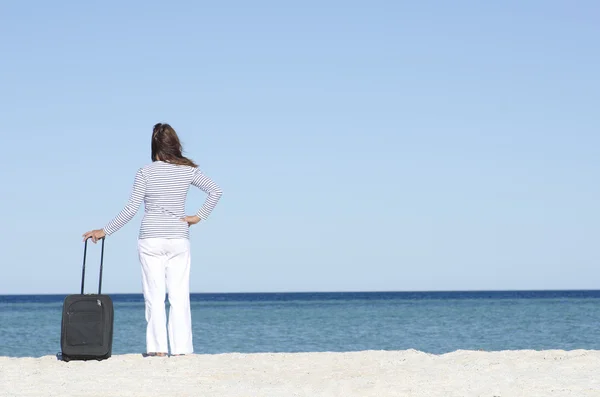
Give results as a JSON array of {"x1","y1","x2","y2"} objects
[{"x1": 151, "y1": 123, "x2": 197, "y2": 167}]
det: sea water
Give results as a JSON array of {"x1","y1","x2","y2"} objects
[{"x1": 1, "y1": 291, "x2": 600, "y2": 357}]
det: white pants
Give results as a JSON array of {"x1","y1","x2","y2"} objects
[{"x1": 137, "y1": 238, "x2": 193, "y2": 355}]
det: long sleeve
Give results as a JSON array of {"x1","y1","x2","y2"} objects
[
  {"x1": 102, "y1": 169, "x2": 147, "y2": 235},
  {"x1": 191, "y1": 168, "x2": 223, "y2": 220}
]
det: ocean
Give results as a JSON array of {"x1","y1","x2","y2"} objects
[{"x1": 1, "y1": 291, "x2": 600, "y2": 358}]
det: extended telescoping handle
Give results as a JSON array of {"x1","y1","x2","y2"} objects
[{"x1": 81, "y1": 236, "x2": 105, "y2": 295}]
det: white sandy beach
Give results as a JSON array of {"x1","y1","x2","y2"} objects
[{"x1": 1, "y1": 349, "x2": 599, "y2": 396}]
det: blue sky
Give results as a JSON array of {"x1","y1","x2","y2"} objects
[{"x1": 1, "y1": 1, "x2": 598, "y2": 294}]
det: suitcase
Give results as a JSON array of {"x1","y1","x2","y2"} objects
[{"x1": 60, "y1": 236, "x2": 114, "y2": 362}]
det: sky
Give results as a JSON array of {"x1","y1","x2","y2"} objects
[{"x1": 0, "y1": 1, "x2": 598, "y2": 294}]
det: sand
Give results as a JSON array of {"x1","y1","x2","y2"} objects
[{"x1": 1, "y1": 349, "x2": 599, "y2": 396}]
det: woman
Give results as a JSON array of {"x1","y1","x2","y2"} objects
[{"x1": 82, "y1": 123, "x2": 223, "y2": 357}]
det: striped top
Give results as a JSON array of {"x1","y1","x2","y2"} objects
[{"x1": 102, "y1": 161, "x2": 223, "y2": 239}]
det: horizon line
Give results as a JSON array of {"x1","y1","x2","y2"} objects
[{"x1": 2, "y1": 288, "x2": 600, "y2": 296}]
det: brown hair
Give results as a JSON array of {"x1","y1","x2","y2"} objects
[{"x1": 151, "y1": 123, "x2": 197, "y2": 167}]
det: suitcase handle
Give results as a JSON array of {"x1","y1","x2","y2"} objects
[{"x1": 81, "y1": 236, "x2": 105, "y2": 295}]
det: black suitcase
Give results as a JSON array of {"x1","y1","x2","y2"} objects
[{"x1": 60, "y1": 236, "x2": 114, "y2": 362}]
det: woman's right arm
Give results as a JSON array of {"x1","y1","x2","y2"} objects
[{"x1": 191, "y1": 168, "x2": 223, "y2": 221}]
